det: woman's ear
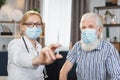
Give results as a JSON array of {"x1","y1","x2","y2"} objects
[
  {"x1": 20, "y1": 24, "x2": 25, "y2": 31},
  {"x1": 20, "y1": 23, "x2": 26, "y2": 35}
]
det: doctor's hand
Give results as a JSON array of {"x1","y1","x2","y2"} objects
[{"x1": 32, "y1": 44, "x2": 63, "y2": 66}]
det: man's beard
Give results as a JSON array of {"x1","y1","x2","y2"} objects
[{"x1": 80, "y1": 39, "x2": 100, "y2": 51}]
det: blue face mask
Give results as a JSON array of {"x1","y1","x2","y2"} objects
[
  {"x1": 81, "y1": 29, "x2": 97, "y2": 44},
  {"x1": 25, "y1": 26, "x2": 42, "y2": 39}
]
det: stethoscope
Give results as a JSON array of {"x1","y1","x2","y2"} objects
[
  {"x1": 22, "y1": 37, "x2": 48, "y2": 78},
  {"x1": 22, "y1": 37, "x2": 29, "y2": 53}
]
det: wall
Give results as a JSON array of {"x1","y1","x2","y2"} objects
[{"x1": 90, "y1": 0, "x2": 120, "y2": 42}]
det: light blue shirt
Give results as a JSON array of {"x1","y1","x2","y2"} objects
[
  {"x1": 67, "y1": 40, "x2": 120, "y2": 80},
  {"x1": 7, "y1": 36, "x2": 44, "y2": 80}
]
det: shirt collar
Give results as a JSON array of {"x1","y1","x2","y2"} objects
[{"x1": 95, "y1": 40, "x2": 103, "y2": 51}]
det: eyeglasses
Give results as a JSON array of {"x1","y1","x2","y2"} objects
[{"x1": 22, "y1": 22, "x2": 43, "y2": 28}]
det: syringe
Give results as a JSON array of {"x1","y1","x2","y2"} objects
[{"x1": 56, "y1": 32, "x2": 59, "y2": 54}]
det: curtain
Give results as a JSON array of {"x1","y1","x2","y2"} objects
[
  {"x1": 43, "y1": 0, "x2": 72, "y2": 50},
  {"x1": 70, "y1": 0, "x2": 90, "y2": 47},
  {"x1": 24, "y1": 0, "x2": 40, "y2": 12}
]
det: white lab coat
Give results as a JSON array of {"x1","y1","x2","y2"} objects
[{"x1": 7, "y1": 36, "x2": 45, "y2": 80}]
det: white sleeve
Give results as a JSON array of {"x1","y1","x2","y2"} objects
[{"x1": 8, "y1": 39, "x2": 34, "y2": 68}]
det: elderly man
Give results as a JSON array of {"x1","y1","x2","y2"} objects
[{"x1": 59, "y1": 13, "x2": 120, "y2": 80}]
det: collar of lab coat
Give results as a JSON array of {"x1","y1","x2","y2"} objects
[{"x1": 22, "y1": 36, "x2": 42, "y2": 50}]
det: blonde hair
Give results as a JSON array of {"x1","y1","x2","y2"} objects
[{"x1": 20, "y1": 10, "x2": 43, "y2": 24}]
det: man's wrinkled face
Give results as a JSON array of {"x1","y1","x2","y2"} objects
[{"x1": 80, "y1": 18, "x2": 98, "y2": 31}]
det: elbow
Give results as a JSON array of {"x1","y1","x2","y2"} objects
[
  {"x1": 59, "y1": 69, "x2": 68, "y2": 80},
  {"x1": 60, "y1": 69, "x2": 67, "y2": 75},
  {"x1": 59, "y1": 60, "x2": 73, "y2": 80}
]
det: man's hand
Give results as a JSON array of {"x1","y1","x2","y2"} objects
[{"x1": 32, "y1": 44, "x2": 63, "y2": 66}]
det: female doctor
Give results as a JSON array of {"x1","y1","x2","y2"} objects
[{"x1": 7, "y1": 10, "x2": 62, "y2": 80}]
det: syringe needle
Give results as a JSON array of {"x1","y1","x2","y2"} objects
[
  {"x1": 57, "y1": 32, "x2": 59, "y2": 54},
  {"x1": 56, "y1": 49, "x2": 59, "y2": 54}
]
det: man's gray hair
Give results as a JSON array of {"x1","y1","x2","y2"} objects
[{"x1": 80, "y1": 13, "x2": 103, "y2": 40}]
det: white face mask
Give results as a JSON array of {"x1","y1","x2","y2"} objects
[
  {"x1": 25, "y1": 26, "x2": 42, "y2": 39},
  {"x1": 81, "y1": 29, "x2": 97, "y2": 44}
]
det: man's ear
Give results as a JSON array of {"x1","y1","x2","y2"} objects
[
  {"x1": 98, "y1": 27, "x2": 103, "y2": 33},
  {"x1": 97, "y1": 27, "x2": 103, "y2": 39}
]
